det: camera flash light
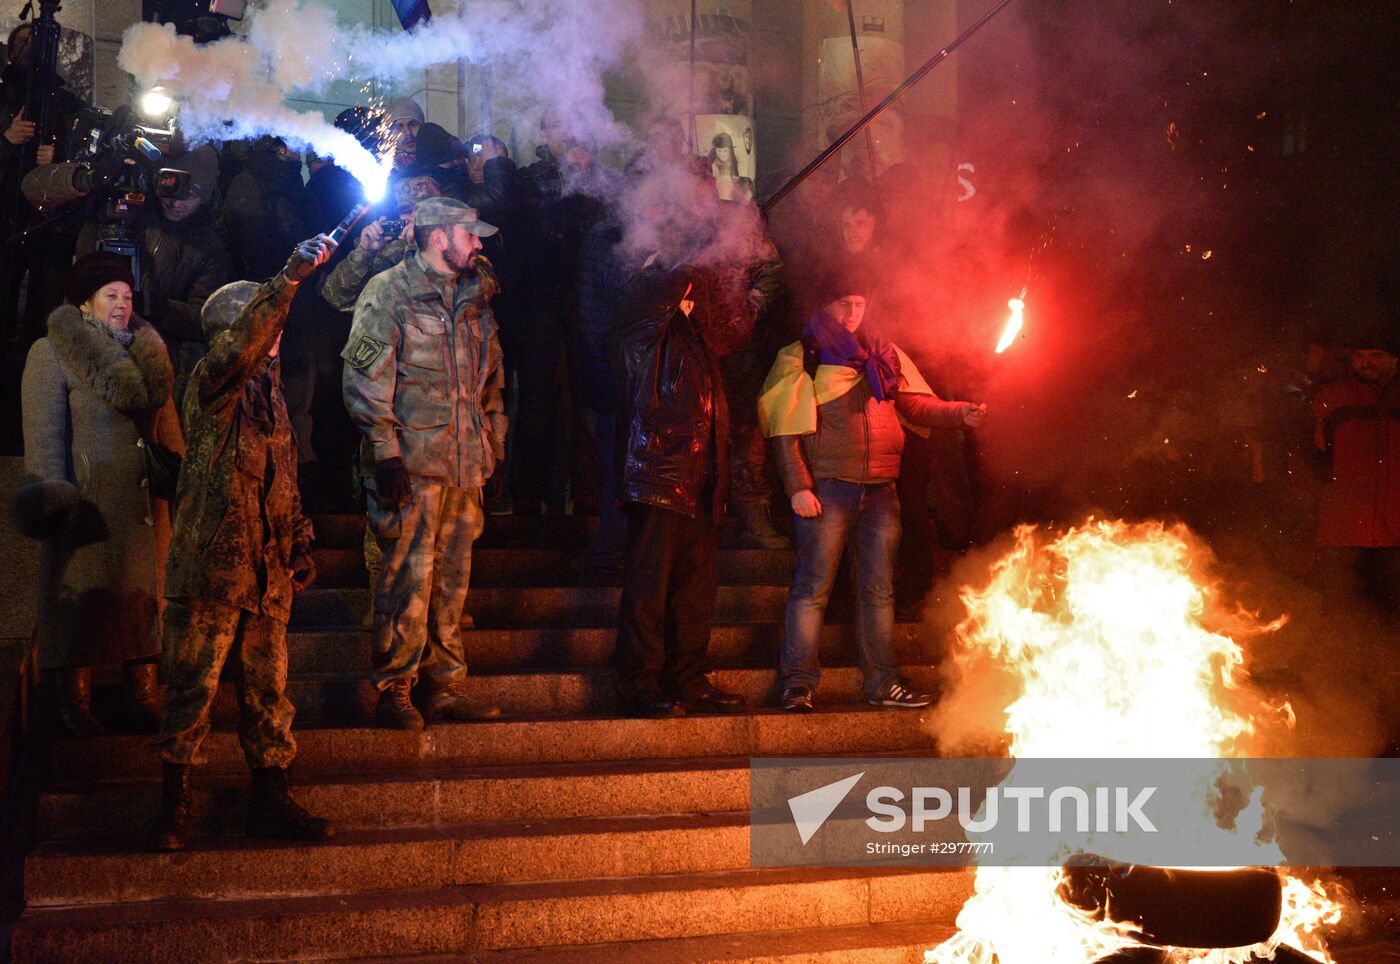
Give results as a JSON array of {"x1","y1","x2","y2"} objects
[{"x1": 139, "y1": 89, "x2": 174, "y2": 120}]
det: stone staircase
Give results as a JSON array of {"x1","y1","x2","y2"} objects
[{"x1": 9, "y1": 513, "x2": 973, "y2": 961}]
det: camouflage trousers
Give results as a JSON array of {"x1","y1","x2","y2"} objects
[
  {"x1": 152, "y1": 598, "x2": 297, "y2": 768},
  {"x1": 366, "y1": 482, "x2": 484, "y2": 691}
]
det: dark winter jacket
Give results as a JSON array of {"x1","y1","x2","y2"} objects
[
  {"x1": 616, "y1": 263, "x2": 730, "y2": 519},
  {"x1": 1313, "y1": 375, "x2": 1400, "y2": 547},
  {"x1": 19, "y1": 307, "x2": 184, "y2": 668},
  {"x1": 165, "y1": 272, "x2": 313, "y2": 621},
  {"x1": 575, "y1": 216, "x2": 626, "y2": 413}
]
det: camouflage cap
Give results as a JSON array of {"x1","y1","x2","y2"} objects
[
  {"x1": 201, "y1": 280, "x2": 262, "y2": 338},
  {"x1": 412, "y1": 197, "x2": 499, "y2": 237}
]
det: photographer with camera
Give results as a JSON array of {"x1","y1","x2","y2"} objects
[{"x1": 2, "y1": 21, "x2": 86, "y2": 451}]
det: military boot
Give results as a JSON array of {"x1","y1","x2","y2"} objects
[
  {"x1": 375, "y1": 677, "x2": 425, "y2": 730},
  {"x1": 56, "y1": 666, "x2": 104, "y2": 738},
  {"x1": 152, "y1": 762, "x2": 195, "y2": 851},
  {"x1": 736, "y1": 500, "x2": 790, "y2": 549},
  {"x1": 424, "y1": 678, "x2": 501, "y2": 721},
  {"x1": 245, "y1": 767, "x2": 334, "y2": 841},
  {"x1": 122, "y1": 660, "x2": 162, "y2": 732}
]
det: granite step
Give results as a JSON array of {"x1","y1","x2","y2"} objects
[
  {"x1": 311, "y1": 512, "x2": 777, "y2": 552},
  {"x1": 312, "y1": 546, "x2": 797, "y2": 588},
  {"x1": 394, "y1": 920, "x2": 961, "y2": 963},
  {"x1": 205, "y1": 664, "x2": 939, "y2": 723},
  {"x1": 290, "y1": 584, "x2": 792, "y2": 629},
  {"x1": 39, "y1": 756, "x2": 756, "y2": 841},
  {"x1": 283, "y1": 622, "x2": 929, "y2": 674},
  {"x1": 11, "y1": 867, "x2": 972, "y2": 960},
  {"x1": 48, "y1": 705, "x2": 941, "y2": 783},
  {"x1": 25, "y1": 812, "x2": 760, "y2": 906}
]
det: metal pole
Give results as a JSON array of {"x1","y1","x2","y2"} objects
[
  {"x1": 844, "y1": 0, "x2": 880, "y2": 185},
  {"x1": 762, "y1": 0, "x2": 1015, "y2": 212},
  {"x1": 688, "y1": 0, "x2": 699, "y2": 155}
]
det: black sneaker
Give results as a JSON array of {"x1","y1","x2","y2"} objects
[
  {"x1": 867, "y1": 679, "x2": 933, "y2": 708},
  {"x1": 781, "y1": 685, "x2": 814, "y2": 712}
]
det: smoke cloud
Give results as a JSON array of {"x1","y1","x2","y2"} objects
[{"x1": 117, "y1": 0, "x2": 770, "y2": 268}]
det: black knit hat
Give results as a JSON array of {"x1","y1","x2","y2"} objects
[
  {"x1": 816, "y1": 266, "x2": 873, "y2": 307},
  {"x1": 412, "y1": 123, "x2": 467, "y2": 171},
  {"x1": 65, "y1": 253, "x2": 135, "y2": 307}
]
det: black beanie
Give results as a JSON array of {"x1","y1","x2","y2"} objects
[
  {"x1": 816, "y1": 266, "x2": 872, "y2": 308},
  {"x1": 65, "y1": 253, "x2": 135, "y2": 307}
]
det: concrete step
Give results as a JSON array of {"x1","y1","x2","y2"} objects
[
  {"x1": 311, "y1": 512, "x2": 781, "y2": 552},
  {"x1": 48, "y1": 705, "x2": 940, "y2": 783},
  {"x1": 39, "y1": 756, "x2": 755, "y2": 841},
  {"x1": 284, "y1": 622, "x2": 929, "y2": 674},
  {"x1": 313, "y1": 546, "x2": 796, "y2": 588},
  {"x1": 12, "y1": 867, "x2": 972, "y2": 960},
  {"x1": 290, "y1": 584, "x2": 792, "y2": 629},
  {"x1": 26, "y1": 812, "x2": 762, "y2": 906},
  {"x1": 204, "y1": 664, "x2": 939, "y2": 724},
  {"x1": 406, "y1": 920, "x2": 961, "y2": 962}
]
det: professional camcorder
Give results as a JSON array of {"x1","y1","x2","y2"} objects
[
  {"x1": 22, "y1": 106, "x2": 191, "y2": 208},
  {"x1": 21, "y1": 105, "x2": 194, "y2": 288}
]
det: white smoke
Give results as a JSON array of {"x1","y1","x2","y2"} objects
[
  {"x1": 118, "y1": 0, "x2": 774, "y2": 272},
  {"x1": 117, "y1": 0, "x2": 647, "y2": 197}
]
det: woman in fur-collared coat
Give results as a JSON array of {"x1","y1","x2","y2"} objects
[{"x1": 18, "y1": 253, "x2": 185, "y2": 737}]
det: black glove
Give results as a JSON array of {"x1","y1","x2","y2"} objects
[
  {"x1": 290, "y1": 546, "x2": 317, "y2": 592},
  {"x1": 374, "y1": 457, "x2": 413, "y2": 508}
]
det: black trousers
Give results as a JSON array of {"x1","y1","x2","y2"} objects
[{"x1": 615, "y1": 502, "x2": 719, "y2": 700}]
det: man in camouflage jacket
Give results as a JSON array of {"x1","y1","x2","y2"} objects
[
  {"x1": 341, "y1": 198, "x2": 507, "y2": 729},
  {"x1": 152, "y1": 233, "x2": 337, "y2": 852}
]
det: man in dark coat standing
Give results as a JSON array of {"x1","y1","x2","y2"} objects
[
  {"x1": 151, "y1": 232, "x2": 336, "y2": 852},
  {"x1": 613, "y1": 256, "x2": 745, "y2": 718}
]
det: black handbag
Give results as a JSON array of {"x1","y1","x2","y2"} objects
[{"x1": 140, "y1": 437, "x2": 183, "y2": 501}]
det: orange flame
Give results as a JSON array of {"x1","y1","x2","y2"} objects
[
  {"x1": 995, "y1": 297, "x2": 1025, "y2": 354},
  {"x1": 927, "y1": 520, "x2": 1343, "y2": 964}
]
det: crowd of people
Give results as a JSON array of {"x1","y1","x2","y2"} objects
[{"x1": 6, "y1": 41, "x2": 1397, "y2": 851}]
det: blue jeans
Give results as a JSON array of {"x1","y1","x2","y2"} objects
[{"x1": 781, "y1": 479, "x2": 901, "y2": 699}]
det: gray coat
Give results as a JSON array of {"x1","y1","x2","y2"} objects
[{"x1": 19, "y1": 307, "x2": 184, "y2": 669}]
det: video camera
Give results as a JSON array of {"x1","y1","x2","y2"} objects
[
  {"x1": 20, "y1": 105, "x2": 194, "y2": 289},
  {"x1": 74, "y1": 105, "x2": 190, "y2": 199}
]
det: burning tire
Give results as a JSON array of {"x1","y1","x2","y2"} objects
[{"x1": 1061, "y1": 864, "x2": 1283, "y2": 949}]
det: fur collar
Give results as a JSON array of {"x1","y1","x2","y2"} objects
[{"x1": 45, "y1": 305, "x2": 173, "y2": 417}]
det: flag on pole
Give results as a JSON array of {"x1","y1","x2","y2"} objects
[{"x1": 391, "y1": 0, "x2": 432, "y2": 30}]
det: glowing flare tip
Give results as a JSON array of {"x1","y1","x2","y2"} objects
[{"x1": 995, "y1": 296, "x2": 1025, "y2": 354}]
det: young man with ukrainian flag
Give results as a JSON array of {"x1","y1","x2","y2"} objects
[{"x1": 759, "y1": 270, "x2": 987, "y2": 712}]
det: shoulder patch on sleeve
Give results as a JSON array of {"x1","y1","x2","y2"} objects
[{"x1": 345, "y1": 334, "x2": 388, "y2": 371}]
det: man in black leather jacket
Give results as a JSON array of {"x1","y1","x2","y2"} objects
[{"x1": 613, "y1": 257, "x2": 746, "y2": 718}]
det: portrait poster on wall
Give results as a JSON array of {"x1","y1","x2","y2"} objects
[{"x1": 697, "y1": 113, "x2": 755, "y2": 201}]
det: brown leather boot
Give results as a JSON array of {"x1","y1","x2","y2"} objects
[
  {"x1": 245, "y1": 767, "x2": 334, "y2": 841},
  {"x1": 424, "y1": 679, "x2": 501, "y2": 721},
  {"x1": 375, "y1": 677, "x2": 425, "y2": 730},
  {"x1": 57, "y1": 666, "x2": 104, "y2": 738},
  {"x1": 122, "y1": 660, "x2": 162, "y2": 732},
  {"x1": 152, "y1": 762, "x2": 195, "y2": 851}
]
